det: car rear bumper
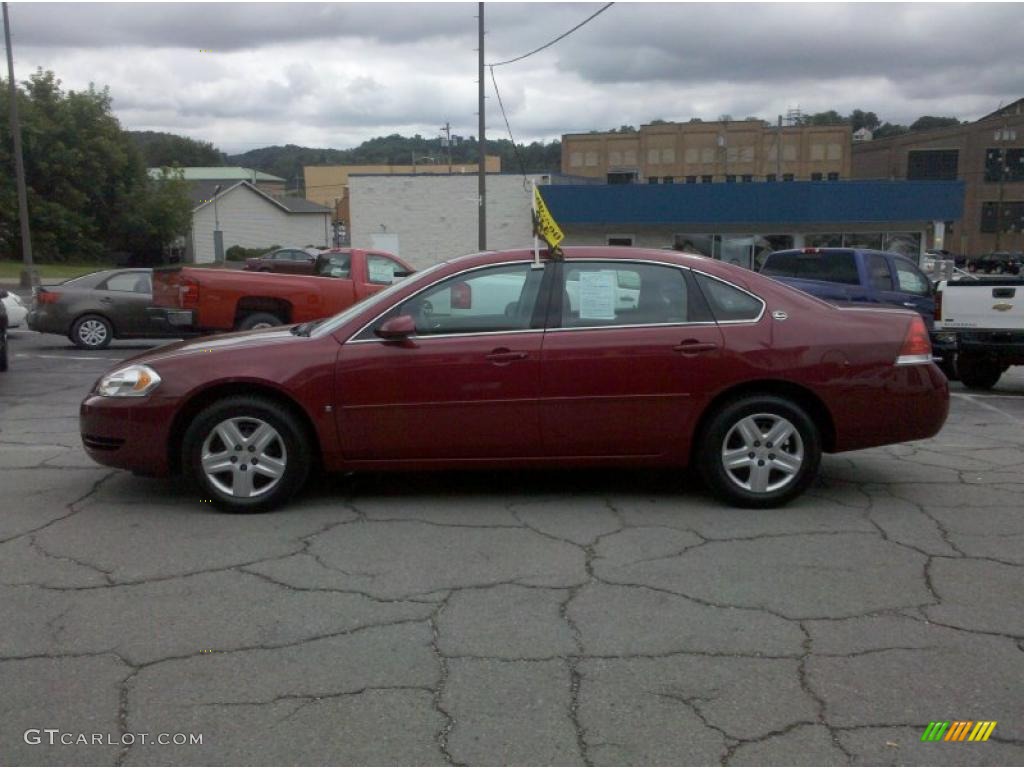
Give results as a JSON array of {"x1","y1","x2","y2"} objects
[
  {"x1": 147, "y1": 307, "x2": 198, "y2": 332},
  {"x1": 829, "y1": 362, "x2": 949, "y2": 452},
  {"x1": 26, "y1": 307, "x2": 68, "y2": 335},
  {"x1": 80, "y1": 394, "x2": 178, "y2": 476}
]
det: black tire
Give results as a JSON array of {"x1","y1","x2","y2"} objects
[
  {"x1": 957, "y1": 355, "x2": 1001, "y2": 390},
  {"x1": 0, "y1": 329, "x2": 8, "y2": 372},
  {"x1": 697, "y1": 395, "x2": 821, "y2": 508},
  {"x1": 70, "y1": 314, "x2": 113, "y2": 349},
  {"x1": 182, "y1": 395, "x2": 312, "y2": 513},
  {"x1": 235, "y1": 312, "x2": 284, "y2": 331}
]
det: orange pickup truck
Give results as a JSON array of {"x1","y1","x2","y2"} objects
[{"x1": 149, "y1": 249, "x2": 413, "y2": 333}]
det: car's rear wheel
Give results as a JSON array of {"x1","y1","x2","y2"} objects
[
  {"x1": 957, "y1": 354, "x2": 1001, "y2": 390},
  {"x1": 71, "y1": 314, "x2": 113, "y2": 349},
  {"x1": 182, "y1": 396, "x2": 311, "y2": 513},
  {"x1": 698, "y1": 395, "x2": 821, "y2": 508},
  {"x1": 235, "y1": 312, "x2": 284, "y2": 331}
]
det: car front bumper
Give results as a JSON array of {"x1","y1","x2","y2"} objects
[{"x1": 80, "y1": 393, "x2": 179, "y2": 476}]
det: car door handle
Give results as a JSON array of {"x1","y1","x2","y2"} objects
[
  {"x1": 100, "y1": 297, "x2": 114, "y2": 303},
  {"x1": 485, "y1": 348, "x2": 528, "y2": 364},
  {"x1": 673, "y1": 340, "x2": 718, "y2": 355}
]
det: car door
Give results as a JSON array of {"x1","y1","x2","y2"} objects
[
  {"x1": 97, "y1": 271, "x2": 152, "y2": 336},
  {"x1": 335, "y1": 261, "x2": 550, "y2": 460},
  {"x1": 539, "y1": 260, "x2": 725, "y2": 457}
]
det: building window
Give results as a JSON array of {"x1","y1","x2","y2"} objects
[
  {"x1": 700, "y1": 148, "x2": 715, "y2": 164},
  {"x1": 741, "y1": 174, "x2": 753, "y2": 183},
  {"x1": 827, "y1": 143, "x2": 842, "y2": 161},
  {"x1": 661, "y1": 148, "x2": 676, "y2": 164},
  {"x1": 686, "y1": 175, "x2": 697, "y2": 184},
  {"x1": 647, "y1": 149, "x2": 660, "y2": 165},
  {"x1": 569, "y1": 152, "x2": 583, "y2": 168},
  {"x1": 584, "y1": 151, "x2": 599, "y2": 167},
  {"x1": 684, "y1": 148, "x2": 700, "y2": 164},
  {"x1": 648, "y1": 177, "x2": 659, "y2": 184},
  {"x1": 981, "y1": 201, "x2": 1024, "y2": 233},
  {"x1": 984, "y1": 148, "x2": 1024, "y2": 182},
  {"x1": 609, "y1": 150, "x2": 623, "y2": 166},
  {"x1": 663, "y1": 176, "x2": 674, "y2": 184},
  {"x1": 783, "y1": 173, "x2": 794, "y2": 182},
  {"x1": 701, "y1": 175, "x2": 713, "y2": 184},
  {"x1": 608, "y1": 171, "x2": 638, "y2": 185},
  {"x1": 907, "y1": 149, "x2": 959, "y2": 180},
  {"x1": 811, "y1": 173, "x2": 823, "y2": 181},
  {"x1": 726, "y1": 175, "x2": 736, "y2": 183},
  {"x1": 827, "y1": 172, "x2": 840, "y2": 181},
  {"x1": 810, "y1": 144, "x2": 825, "y2": 161},
  {"x1": 765, "y1": 174, "x2": 777, "y2": 182}
]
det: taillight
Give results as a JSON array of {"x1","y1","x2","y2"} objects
[
  {"x1": 896, "y1": 315, "x2": 932, "y2": 365},
  {"x1": 178, "y1": 279, "x2": 200, "y2": 309},
  {"x1": 35, "y1": 290, "x2": 61, "y2": 304},
  {"x1": 451, "y1": 282, "x2": 472, "y2": 310}
]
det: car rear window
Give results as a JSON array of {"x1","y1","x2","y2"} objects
[{"x1": 762, "y1": 251, "x2": 860, "y2": 285}]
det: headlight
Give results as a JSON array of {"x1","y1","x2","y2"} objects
[{"x1": 96, "y1": 365, "x2": 162, "y2": 397}]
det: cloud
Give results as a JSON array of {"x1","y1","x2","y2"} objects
[{"x1": 5, "y1": 2, "x2": 1019, "y2": 153}]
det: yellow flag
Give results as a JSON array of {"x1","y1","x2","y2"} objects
[{"x1": 533, "y1": 186, "x2": 564, "y2": 251}]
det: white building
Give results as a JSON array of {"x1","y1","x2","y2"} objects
[
  {"x1": 190, "y1": 181, "x2": 331, "y2": 263},
  {"x1": 349, "y1": 174, "x2": 551, "y2": 269}
]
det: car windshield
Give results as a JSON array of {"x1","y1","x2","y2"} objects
[{"x1": 311, "y1": 260, "x2": 448, "y2": 337}]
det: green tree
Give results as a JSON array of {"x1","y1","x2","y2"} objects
[
  {"x1": 849, "y1": 110, "x2": 880, "y2": 132},
  {"x1": 0, "y1": 69, "x2": 191, "y2": 262},
  {"x1": 873, "y1": 122, "x2": 909, "y2": 139},
  {"x1": 909, "y1": 116, "x2": 961, "y2": 132},
  {"x1": 129, "y1": 130, "x2": 225, "y2": 167}
]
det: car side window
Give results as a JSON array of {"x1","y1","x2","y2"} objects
[
  {"x1": 103, "y1": 273, "x2": 147, "y2": 292},
  {"x1": 367, "y1": 254, "x2": 404, "y2": 285},
  {"x1": 893, "y1": 259, "x2": 931, "y2": 296},
  {"x1": 694, "y1": 273, "x2": 764, "y2": 322},
  {"x1": 318, "y1": 253, "x2": 352, "y2": 278},
  {"x1": 561, "y1": 262, "x2": 694, "y2": 328},
  {"x1": 866, "y1": 254, "x2": 893, "y2": 291},
  {"x1": 369, "y1": 263, "x2": 544, "y2": 337}
]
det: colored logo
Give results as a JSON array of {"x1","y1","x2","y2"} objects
[{"x1": 921, "y1": 721, "x2": 997, "y2": 742}]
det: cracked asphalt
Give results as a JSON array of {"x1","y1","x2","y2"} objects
[{"x1": 1, "y1": 328, "x2": 1022, "y2": 766}]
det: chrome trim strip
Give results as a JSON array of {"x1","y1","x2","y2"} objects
[
  {"x1": 545, "y1": 321, "x2": 718, "y2": 334},
  {"x1": 895, "y1": 354, "x2": 934, "y2": 366},
  {"x1": 347, "y1": 328, "x2": 545, "y2": 344}
]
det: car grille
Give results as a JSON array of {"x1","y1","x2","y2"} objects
[{"x1": 82, "y1": 434, "x2": 126, "y2": 451}]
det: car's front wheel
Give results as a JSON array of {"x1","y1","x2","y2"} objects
[
  {"x1": 698, "y1": 395, "x2": 821, "y2": 508},
  {"x1": 182, "y1": 396, "x2": 312, "y2": 513},
  {"x1": 70, "y1": 314, "x2": 113, "y2": 349}
]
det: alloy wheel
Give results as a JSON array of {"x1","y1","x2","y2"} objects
[
  {"x1": 720, "y1": 413, "x2": 804, "y2": 494},
  {"x1": 78, "y1": 319, "x2": 109, "y2": 347},
  {"x1": 200, "y1": 417, "x2": 288, "y2": 498}
]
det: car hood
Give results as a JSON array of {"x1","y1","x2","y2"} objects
[{"x1": 119, "y1": 327, "x2": 303, "y2": 367}]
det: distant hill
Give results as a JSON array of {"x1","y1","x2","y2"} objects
[{"x1": 128, "y1": 131, "x2": 226, "y2": 167}]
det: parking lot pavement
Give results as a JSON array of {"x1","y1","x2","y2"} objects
[{"x1": 1, "y1": 329, "x2": 1022, "y2": 766}]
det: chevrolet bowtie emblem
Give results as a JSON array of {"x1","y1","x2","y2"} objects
[{"x1": 992, "y1": 303, "x2": 1013, "y2": 311}]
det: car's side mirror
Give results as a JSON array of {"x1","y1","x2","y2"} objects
[{"x1": 375, "y1": 314, "x2": 416, "y2": 340}]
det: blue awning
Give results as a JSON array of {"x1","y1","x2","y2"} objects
[{"x1": 541, "y1": 180, "x2": 964, "y2": 226}]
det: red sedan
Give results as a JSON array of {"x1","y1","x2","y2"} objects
[{"x1": 80, "y1": 247, "x2": 948, "y2": 512}]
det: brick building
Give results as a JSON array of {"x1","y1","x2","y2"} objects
[
  {"x1": 851, "y1": 99, "x2": 1024, "y2": 256},
  {"x1": 561, "y1": 120, "x2": 851, "y2": 185}
]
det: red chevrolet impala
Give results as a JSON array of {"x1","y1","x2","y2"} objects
[{"x1": 80, "y1": 247, "x2": 948, "y2": 512}]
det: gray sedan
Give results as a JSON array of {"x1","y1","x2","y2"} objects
[{"x1": 27, "y1": 269, "x2": 182, "y2": 349}]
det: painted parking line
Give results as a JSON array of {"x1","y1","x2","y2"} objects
[{"x1": 951, "y1": 392, "x2": 1024, "y2": 424}]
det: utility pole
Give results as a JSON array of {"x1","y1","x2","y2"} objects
[
  {"x1": 776, "y1": 115, "x2": 783, "y2": 179},
  {"x1": 477, "y1": 1, "x2": 486, "y2": 250},
  {"x1": 3, "y1": 2, "x2": 37, "y2": 288},
  {"x1": 440, "y1": 121, "x2": 453, "y2": 173}
]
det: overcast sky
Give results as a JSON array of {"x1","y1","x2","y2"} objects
[{"x1": 5, "y1": 2, "x2": 1022, "y2": 154}]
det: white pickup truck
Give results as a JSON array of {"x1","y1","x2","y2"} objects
[{"x1": 933, "y1": 277, "x2": 1024, "y2": 389}]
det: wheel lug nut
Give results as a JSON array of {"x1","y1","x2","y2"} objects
[
  {"x1": 769, "y1": 454, "x2": 776, "y2": 460},
  {"x1": 748, "y1": 452, "x2": 755, "y2": 459},
  {"x1": 234, "y1": 445, "x2": 242, "y2": 451},
  {"x1": 251, "y1": 458, "x2": 258, "y2": 465},
  {"x1": 230, "y1": 456, "x2": 237, "y2": 463},
  {"x1": 757, "y1": 460, "x2": 765, "y2": 466},
  {"x1": 766, "y1": 442, "x2": 773, "y2": 448},
  {"x1": 240, "y1": 464, "x2": 247, "y2": 471},
  {"x1": 753, "y1": 441, "x2": 760, "y2": 447}
]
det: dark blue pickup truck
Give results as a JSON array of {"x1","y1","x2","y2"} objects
[{"x1": 760, "y1": 248, "x2": 935, "y2": 322}]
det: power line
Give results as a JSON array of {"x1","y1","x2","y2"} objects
[
  {"x1": 488, "y1": 2, "x2": 614, "y2": 67},
  {"x1": 489, "y1": 66, "x2": 528, "y2": 183}
]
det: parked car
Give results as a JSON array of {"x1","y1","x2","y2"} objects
[
  {"x1": 81, "y1": 246, "x2": 949, "y2": 513},
  {"x1": 933, "y1": 276, "x2": 1024, "y2": 389},
  {"x1": 968, "y1": 252, "x2": 1023, "y2": 275},
  {"x1": 150, "y1": 249, "x2": 413, "y2": 334},
  {"x1": 244, "y1": 247, "x2": 322, "y2": 274},
  {"x1": 1, "y1": 289, "x2": 27, "y2": 327},
  {"x1": 0, "y1": 289, "x2": 8, "y2": 371},
  {"x1": 27, "y1": 269, "x2": 183, "y2": 350}
]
